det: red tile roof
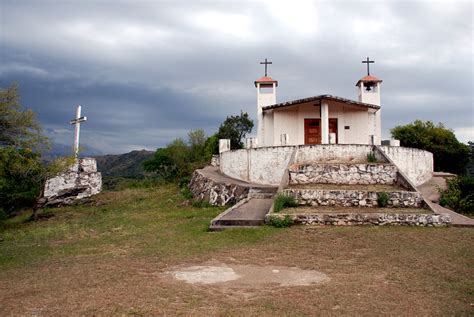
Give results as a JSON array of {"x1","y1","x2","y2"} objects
[
  {"x1": 255, "y1": 76, "x2": 278, "y2": 87},
  {"x1": 356, "y1": 75, "x2": 382, "y2": 86},
  {"x1": 261, "y1": 94, "x2": 380, "y2": 111}
]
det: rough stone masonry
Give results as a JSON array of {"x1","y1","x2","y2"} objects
[{"x1": 41, "y1": 158, "x2": 102, "y2": 206}]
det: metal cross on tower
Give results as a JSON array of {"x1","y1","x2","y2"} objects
[
  {"x1": 69, "y1": 105, "x2": 87, "y2": 157},
  {"x1": 362, "y1": 57, "x2": 374, "y2": 75},
  {"x1": 260, "y1": 58, "x2": 272, "y2": 77}
]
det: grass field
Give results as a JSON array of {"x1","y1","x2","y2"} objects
[{"x1": 0, "y1": 184, "x2": 473, "y2": 316}]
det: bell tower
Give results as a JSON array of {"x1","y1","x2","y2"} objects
[
  {"x1": 356, "y1": 57, "x2": 382, "y2": 106},
  {"x1": 255, "y1": 58, "x2": 277, "y2": 147},
  {"x1": 356, "y1": 57, "x2": 382, "y2": 145}
]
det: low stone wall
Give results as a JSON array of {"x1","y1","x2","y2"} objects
[
  {"x1": 41, "y1": 158, "x2": 102, "y2": 206},
  {"x1": 288, "y1": 163, "x2": 398, "y2": 185},
  {"x1": 267, "y1": 213, "x2": 451, "y2": 227},
  {"x1": 282, "y1": 188, "x2": 424, "y2": 208},
  {"x1": 189, "y1": 168, "x2": 249, "y2": 206}
]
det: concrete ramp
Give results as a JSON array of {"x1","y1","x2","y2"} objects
[
  {"x1": 210, "y1": 197, "x2": 274, "y2": 230},
  {"x1": 417, "y1": 175, "x2": 474, "y2": 227}
]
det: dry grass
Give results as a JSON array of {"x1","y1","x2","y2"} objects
[{"x1": 0, "y1": 185, "x2": 473, "y2": 316}]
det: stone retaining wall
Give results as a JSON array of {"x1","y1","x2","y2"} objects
[
  {"x1": 219, "y1": 145, "x2": 433, "y2": 186},
  {"x1": 189, "y1": 169, "x2": 249, "y2": 206},
  {"x1": 288, "y1": 163, "x2": 398, "y2": 185},
  {"x1": 282, "y1": 188, "x2": 424, "y2": 208},
  {"x1": 267, "y1": 213, "x2": 451, "y2": 227}
]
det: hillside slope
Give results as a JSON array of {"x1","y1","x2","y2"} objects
[{"x1": 95, "y1": 150, "x2": 155, "y2": 178}]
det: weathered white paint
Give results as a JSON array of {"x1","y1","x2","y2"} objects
[
  {"x1": 245, "y1": 137, "x2": 258, "y2": 149},
  {"x1": 342, "y1": 106, "x2": 370, "y2": 144},
  {"x1": 379, "y1": 146, "x2": 433, "y2": 186},
  {"x1": 219, "y1": 145, "x2": 433, "y2": 186},
  {"x1": 43, "y1": 158, "x2": 102, "y2": 202},
  {"x1": 269, "y1": 101, "x2": 371, "y2": 146},
  {"x1": 358, "y1": 81, "x2": 381, "y2": 106},
  {"x1": 219, "y1": 139, "x2": 230, "y2": 153},
  {"x1": 321, "y1": 102, "x2": 329, "y2": 144},
  {"x1": 280, "y1": 133, "x2": 289, "y2": 146},
  {"x1": 357, "y1": 80, "x2": 382, "y2": 144},
  {"x1": 257, "y1": 82, "x2": 277, "y2": 146},
  {"x1": 69, "y1": 105, "x2": 87, "y2": 157},
  {"x1": 295, "y1": 144, "x2": 374, "y2": 162},
  {"x1": 220, "y1": 146, "x2": 294, "y2": 185}
]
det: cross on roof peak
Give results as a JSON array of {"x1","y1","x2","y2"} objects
[
  {"x1": 362, "y1": 57, "x2": 375, "y2": 76},
  {"x1": 260, "y1": 58, "x2": 272, "y2": 77}
]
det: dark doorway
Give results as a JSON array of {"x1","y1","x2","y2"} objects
[{"x1": 329, "y1": 118, "x2": 338, "y2": 144}]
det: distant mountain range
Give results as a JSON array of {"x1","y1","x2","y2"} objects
[
  {"x1": 94, "y1": 150, "x2": 155, "y2": 178},
  {"x1": 42, "y1": 143, "x2": 104, "y2": 160}
]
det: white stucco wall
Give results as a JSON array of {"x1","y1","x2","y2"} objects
[
  {"x1": 220, "y1": 146, "x2": 294, "y2": 185},
  {"x1": 269, "y1": 102, "x2": 371, "y2": 146},
  {"x1": 263, "y1": 110, "x2": 274, "y2": 146},
  {"x1": 273, "y1": 107, "x2": 299, "y2": 145},
  {"x1": 219, "y1": 149, "x2": 249, "y2": 181},
  {"x1": 342, "y1": 106, "x2": 369, "y2": 144},
  {"x1": 379, "y1": 146, "x2": 433, "y2": 186},
  {"x1": 220, "y1": 145, "x2": 433, "y2": 187}
]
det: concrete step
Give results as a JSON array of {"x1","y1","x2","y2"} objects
[
  {"x1": 282, "y1": 185, "x2": 424, "y2": 208},
  {"x1": 210, "y1": 197, "x2": 273, "y2": 230},
  {"x1": 266, "y1": 206, "x2": 451, "y2": 227}
]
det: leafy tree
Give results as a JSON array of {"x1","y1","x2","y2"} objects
[
  {"x1": 391, "y1": 120, "x2": 470, "y2": 174},
  {"x1": 0, "y1": 84, "x2": 48, "y2": 150},
  {"x1": 217, "y1": 111, "x2": 253, "y2": 149},
  {"x1": 204, "y1": 133, "x2": 219, "y2": 155},
  {"x1": 0, "y1": 148, "x2": 43, "y2": 216},
  {"x1": 143, "y1": 129, "x2": 212, "y2": 181},
  {"x1": 0, "y1": 84, "x2": 71, "y2": 219}
]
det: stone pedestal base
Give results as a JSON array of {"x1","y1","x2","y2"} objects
[{"x1": 41, "y1": 158, "x2": 102, "y2": 206}]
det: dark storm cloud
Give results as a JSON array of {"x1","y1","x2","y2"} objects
[{"x1": 0, "y1": 1, "x2": 472, "y2": 153}]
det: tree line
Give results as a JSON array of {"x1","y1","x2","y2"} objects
[{"x1": 1, "y1": 83, "x2": 472, "y2": 219}]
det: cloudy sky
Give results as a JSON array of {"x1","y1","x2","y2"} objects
[{"x1": 1, "y1": 0, "x2": 472, "y2": 154}]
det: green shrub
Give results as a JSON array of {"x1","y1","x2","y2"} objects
[
  {"x1": 367, "y1": 152, "x2": 377, "y2": 163},
  {"x1": 268, "y1": 215, "x2": 294, "y2": 228},
  {"x1": 377, "y1": 192, "x2": 390, "y2": 207},
  {"x1": 274, "y1": 194, "x2": 298, "y2": 213},
  {"x1": 439, "y1": 176, "x2": 474, "y2": 216}
]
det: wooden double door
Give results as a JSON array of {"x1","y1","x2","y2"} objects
[{"x1": 304, "y1": 118, "x2": 338, "y2": 144}]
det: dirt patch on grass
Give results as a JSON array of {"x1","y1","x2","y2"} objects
[{"x1": 165, "y1": 261, "x2": 329, "y2": 286}]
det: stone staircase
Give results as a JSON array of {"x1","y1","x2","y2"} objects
[{"x1": 267, "y1": 160, "x2": 451, "y2": 226}]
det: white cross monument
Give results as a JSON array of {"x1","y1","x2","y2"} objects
[{"x1": 69, "y1": 105, "x2": 87, "y2": 157}]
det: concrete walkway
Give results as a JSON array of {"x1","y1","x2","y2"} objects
[
  {"x1": 417, "y1": 175, "x2": 474, "y2": 227},
  {"x1": 210, "y1": 198, "x2": 274, "y2": 230},
  {"x1": 199, "y1": 166, "x2": 276, "y2": 191}
]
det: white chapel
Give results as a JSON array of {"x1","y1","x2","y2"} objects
[{"x1": 254, "y1": 58, "x2": 382, "y2": 147}]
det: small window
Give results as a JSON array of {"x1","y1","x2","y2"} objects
[
  {"x1": 259, "y1": 86, "x2": 274, "y2": 94},
  {"x1": 345, "y1": 126, "x2": 350, "y2": 130}
]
